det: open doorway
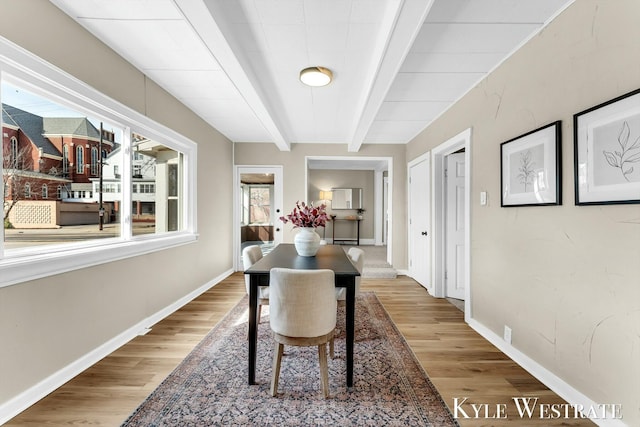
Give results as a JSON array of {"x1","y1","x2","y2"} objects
[
  {"x1": 234, "y1": 166, "x2": 283, "y2": 271},
  {"x1": 432, "y1": 129, "x2": 471, "y2": 320},
  {"x1": 305, "y1": 156, "x2": 393, "y2": 267}
]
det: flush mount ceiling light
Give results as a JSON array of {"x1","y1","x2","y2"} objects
[{"x1": 299, "y1": 66, "x2": 333, "y2": 87}]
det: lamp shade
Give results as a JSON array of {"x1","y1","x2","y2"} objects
[
  {"x1": 300, "y1": 66, "x2": 333, "y2": 87},
  {"x1": 319, "y1": 190, "x2": 333, "y2": 201}
]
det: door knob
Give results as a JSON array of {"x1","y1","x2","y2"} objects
[{"x1": 421, "y1": 231, "x2": 428, "y2": 236}]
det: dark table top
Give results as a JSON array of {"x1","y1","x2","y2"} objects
[{"x1": 245, "y1": 243, "x2": 360, "y2": 276}]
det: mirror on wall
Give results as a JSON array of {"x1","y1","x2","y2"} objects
[{"x1": 331, "y1": 188, "x2": 363, "y2": 209}]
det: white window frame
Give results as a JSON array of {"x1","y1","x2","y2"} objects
[{"x1": 0, "y1": 36, "x2": 198, "y2": 288}]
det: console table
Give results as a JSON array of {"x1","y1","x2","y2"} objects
[{"x1": 331, "y1": 216, "x2": 361, "y2": 246}]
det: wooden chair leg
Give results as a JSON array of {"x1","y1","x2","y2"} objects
[
  {"x1": 271, "y1": 342, "x2": 284, "y2": 397},
  {"x1": 329, "y1": 337, "x2": 334, "y2": 359},
  {"x1": 318, "y1": 343, "x2": 329, "y2": 399}
]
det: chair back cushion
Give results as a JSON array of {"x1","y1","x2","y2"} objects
[
  {"x1": 243, "y1": 245, "x2": 264, "y2": 293},
  {"x1": 348, "y1": 247, "x2": 365, "y2": 292},
  {"x1": 347, "y1": 247, "x2": 365, "y2": 273},
  {"x1": 269, "y1": 268, "x2": 336, "y2": 338}
]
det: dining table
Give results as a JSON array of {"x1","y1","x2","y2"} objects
[{"x1": 244, "y1": 243, "x2": 360, "y2": 387}]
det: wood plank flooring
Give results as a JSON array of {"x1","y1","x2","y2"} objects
[{"x1": 5, "y1": 273, "x2": 594, "y2": 426}]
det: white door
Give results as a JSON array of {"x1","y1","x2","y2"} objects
[
  {"x1": 235, "y1": 166, "x2": 283, "y2": 271},
  {"x1": 445, "y1": 153, "x2": 465, "y2": 299},
  {"x1": 408, "y1": 156, "x2": 430, "y2": 291}
]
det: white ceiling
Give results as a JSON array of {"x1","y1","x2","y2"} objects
[{"x1": 51, "y1": 0, "x2": 573, "y2": 152}]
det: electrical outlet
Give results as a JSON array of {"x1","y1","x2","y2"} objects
[{"x1": 504, "y1": 326, "x2": 512, "y2": 344}]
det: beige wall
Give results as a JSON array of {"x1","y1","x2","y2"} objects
[
  {"x1": 407, "y1": 0, "x2": 640, "y2": 424},
  {"x1": 308, "y1": 169, "x2": 375, "y2": 240},
  {"x1": 0, "y1": 0, "x2": 234, "y2": 406},
  {"x1": 234, "y1": 143, "x2": 407, "y2": 268}
]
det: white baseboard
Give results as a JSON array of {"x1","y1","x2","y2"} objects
[
  {"x1": 467, "y1": 319, "x2": 627, "y2": 427},
  {"x1": 0, "y1": 268, "x2": 234, "y2": 425}
]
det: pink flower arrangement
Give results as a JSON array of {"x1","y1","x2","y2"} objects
[{"x1": 280, "y1": 201, "x2": 328, "y2": 228}]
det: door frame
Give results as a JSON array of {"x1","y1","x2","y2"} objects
[
  {"x1": 432, "y1": 128, "x2": 472, "y2": 320},
  {"x1": 407, "y1": 152, "x2": 431, "y2": 292},
  {"x1": 383, "y1": 176, "x2": 389, "y2": 245},
  {"x1": 305, "y1": 156, "x2": 393, "y2": 265},
  {"x1": 233, "y1": 165, "x2": 283, "y2": 271}
]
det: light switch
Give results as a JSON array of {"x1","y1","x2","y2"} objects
[{"x1": 480, "y1": 191, "x2": 487, "y2": 206}]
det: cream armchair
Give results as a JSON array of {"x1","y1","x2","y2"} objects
[
  {"x1": 243, "y1": 245, "x2": 269, "y2": 321},
  {"x1": 331, "y1": 247, "x2": 364, "y2": 358},
  {"x1": 269, "y1": 268, "x2": 337, "y2": 398},
  {"x1": 335, "y1": 247, "x2": 364, "y2": 302}
]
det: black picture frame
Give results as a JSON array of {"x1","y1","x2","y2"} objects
[
  {"x1": 500, "y1": 121, "x2": 562, "y2": 207},
  {"x1": 574, "y1": 88, "x2": 640, "y2": 205}
]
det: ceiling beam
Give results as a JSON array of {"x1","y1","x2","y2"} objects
[
  {"x1": 348, "y1": 0, "x2": 435, "y2": 153},
  {"x1": 173, "y1": 0, "x2": 290, "y2": 151}
]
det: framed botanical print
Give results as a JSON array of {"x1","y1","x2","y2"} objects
[
  {"x1": 500, "y1": 121, "x2": 562, "y2": 207},
  {"x1": 574, "y1": 88, "x2": 640, "y2": 205}
]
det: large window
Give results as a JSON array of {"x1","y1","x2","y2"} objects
[
  {"x1": 1, "y1": 38, "x2": 197, "y2": 288},
  {"x1": 250, "y1": 187, "x2": 271, "y2": 224},
  {"x1": 131, "y1": 133, "x2": 183, "y2": 236},
  {"x1": 3, "y1": 81, "x2": 121, "y2": 244},
  {"x1": 240, "y1": 184, "x2": 272, "y2": 225}
]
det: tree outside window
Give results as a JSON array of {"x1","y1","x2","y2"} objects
[{"x1": 249, "y1": 187, "x2": 271, "y2": 224}]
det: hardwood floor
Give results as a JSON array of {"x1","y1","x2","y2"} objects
[{"x1": 6, "y1": 273, "x2": 594, "y2": 426}]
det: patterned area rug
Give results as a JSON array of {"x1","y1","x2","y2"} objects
[{"x1": 122, "y1": 292, "x2": 457, "y2": 426}]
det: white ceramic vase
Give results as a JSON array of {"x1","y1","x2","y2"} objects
[{"x1": 294, "y1": 227, "x2": 321, "y2": 256}]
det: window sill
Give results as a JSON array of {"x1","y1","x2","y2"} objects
[{"x1": 0, "y1": 232, "x2": 198, "y2": 289}]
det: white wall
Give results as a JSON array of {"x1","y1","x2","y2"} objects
[
  {"x1": 0, "y1": 0, "x2": 234, "y2": 412},
  {"x1": 407, "y1": 1, "x2": 640, "y2": 425}
]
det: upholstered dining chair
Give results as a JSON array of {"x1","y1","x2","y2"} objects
[
  {"x1": 269, "y1": 268, "x2": 337, "y2": 398},
  {"x1": 331, "y1": 247, "x2": 364, "y2": 358},
  {"x1": 243, "y1": 245, "x2": 269, "y2": 322},
  {"x1": 335, "y1": 247, "x2": 364, "y2": 303}
]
